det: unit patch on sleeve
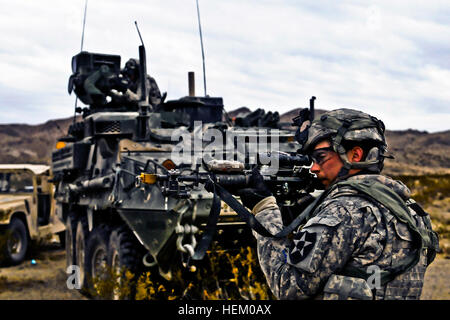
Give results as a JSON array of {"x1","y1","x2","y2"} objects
[{"x1": 288, "y1": 230, "x2": 316, "y2": 265}]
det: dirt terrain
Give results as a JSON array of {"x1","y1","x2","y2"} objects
[
  {"x1": 0, "y1": 243, "x2": 86, "y2": 300},
  {"x1": 0, "y1": 242, "x2": 448, "y2": 300},
  {"x1": 421, "y1": 257, "x2": 450, "y2": 300}
]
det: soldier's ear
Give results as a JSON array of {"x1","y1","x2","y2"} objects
[{"x1": 349, "y1": 146, "x2": 364, "y2": 162}]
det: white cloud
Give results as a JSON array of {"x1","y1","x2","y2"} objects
[{"x1": 0, "y1": 0, "x2": 448, "y2": 132}]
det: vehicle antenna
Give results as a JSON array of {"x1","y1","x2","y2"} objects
[
  {"x1": 73, "y1": 0, "x2": 89, "y2": 124},
  {"x1": 80, "y1": 0, "x2": 88, "y2": 51},
  {"x1": 195, "y1": 0, "x2": 207, "y2": 96},
  {"x1": 135, "y1": 21, "x2": 145, "y2": 47}
]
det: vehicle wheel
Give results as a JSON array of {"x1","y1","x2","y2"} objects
[
  {"x1": 75, "y1": 215, "x2": 89, "y2": 290},
  {"x1": 5, "y1": 218, "x2": 29, "y2": 265},
  {"x1": 65, "y1": 214, "x2": 77, "y2": 268},
  {"x1": 108, "y1": 226, "x2": 144, "y2": 299},
  {"x1": 85, "y1": 225, "x2": 111, "y2": 298}
]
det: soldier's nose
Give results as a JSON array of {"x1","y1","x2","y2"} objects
[{"x1": 310, "y1": 162, "x2": 320, "y2": 173}]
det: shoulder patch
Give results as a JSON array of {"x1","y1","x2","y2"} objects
[
  {"x1": 288, "y1": 230, "x2": 317, "y2": 265},
  {"x1": 287, "y1": 222, "x2": 336, "y2": 273}
]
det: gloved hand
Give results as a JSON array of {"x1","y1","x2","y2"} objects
[
  {"x1": 203, "y1": 168, "x2": 272, "y2": 210},
  {"x1": 235, "y1": 167, "x2": 272, "y2": 210}
]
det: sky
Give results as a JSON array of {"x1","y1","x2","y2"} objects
[{"x1": 0, "y1": 0, "x2": 449, "y2": 133}]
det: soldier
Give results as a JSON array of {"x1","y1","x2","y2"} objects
[
  {"x1": 121, "y1": 58, "x2": 162, "y2": 108},
  {"x1": 82, "y1": 64, "x2": 113, "y2": 106},
  {"x1": 77, "y1": 63, "x2": 129, "y2": 109},
  {"x1": 233, "y1": 108, "x2": 439, "y2": 300}
]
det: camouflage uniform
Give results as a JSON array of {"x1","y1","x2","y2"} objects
[
  {"x1": 83, "y1": 64, "x2": 113, "y2": 106},
  {"x1": 123, "y1": 58, "x2": 162, "y2": 107},
  {"x1": 252, "y1": 173, "x2": 430, "y2": 300},
  {"x1": 124, "y1": 75, "x2": 161, "y2": 107}
]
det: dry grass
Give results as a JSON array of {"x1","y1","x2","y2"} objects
[{"x1": 87, "y1": 245, "x2": 274, "y2": 300}]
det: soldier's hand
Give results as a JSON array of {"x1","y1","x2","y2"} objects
[{"x1": 235, "y1": 167, "x2": 272, "y2": 210}]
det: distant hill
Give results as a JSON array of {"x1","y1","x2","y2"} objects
[
  {"x1": 0, "y1": 109, "x2": 449, "y2": 176},
  {"x1": 0, "y1": 116, "x2": 78, "y2": 164},
  {"x1": 383, "y1": 129, "x2": 450, "y2": 175}
]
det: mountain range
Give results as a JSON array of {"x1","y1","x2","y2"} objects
[{"x1": 0, "y1": 108, "x2": 449, "y2": 176}]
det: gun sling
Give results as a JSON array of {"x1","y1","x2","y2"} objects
[{"x1": 191, "y1": 181, "x2": 324, "y2": 260}]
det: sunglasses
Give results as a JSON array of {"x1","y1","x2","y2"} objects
[{"x1": 310, "y1": 147, "x2": 336, "y2": 165}]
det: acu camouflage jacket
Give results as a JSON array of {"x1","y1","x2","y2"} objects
[{"x1": 252, "y1": 174, "x2": 434, "y2": 300}]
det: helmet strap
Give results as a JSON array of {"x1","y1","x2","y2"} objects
[{"x1": 337, "y1": 164, "x2": 351, "y2": 179}]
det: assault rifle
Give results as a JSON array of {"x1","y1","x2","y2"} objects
[
  {"x1": 137, "y1": 152, "x2": 318, "y2": 224},
  {"x1": 139, "y1": 152, "x2": 310, "y2": 190}
]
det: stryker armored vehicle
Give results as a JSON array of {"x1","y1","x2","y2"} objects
[{"x1": 51, "y1": 43, "x2": 307, "y2": 297}]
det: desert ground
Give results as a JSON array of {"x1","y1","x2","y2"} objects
[{"x1": 0, "y1": 242, "x2": 86, "y2": 300}]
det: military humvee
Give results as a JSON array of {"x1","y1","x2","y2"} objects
[{"x1": 0, "y1": 164, "x2": 65, "y2": 265}]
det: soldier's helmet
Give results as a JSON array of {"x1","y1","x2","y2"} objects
[
  {"x1": 123, "y1": 58, "x2": 139, "y2": 79},
  {"x1": 297, "y1": 108, "x2": 390, "y2": 173}
]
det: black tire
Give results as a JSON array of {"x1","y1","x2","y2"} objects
[
  {"x1": 4, "y1": 218, "x2": 29, "y2": 265},
  {"x1": 107, "y1": 226, "x2": 144, "y2": 299},
  {"x1": 65, "y1": 214, "x2": 77, "y2": 268},
  {"x1": 75, "y1": 215, "x2": 89, "y2": 290},
  {"x1": 85, "y1": 225, "x2": 111, "y2": 299}
]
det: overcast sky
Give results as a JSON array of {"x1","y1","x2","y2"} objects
[{"x1": 0, "y1": 0, "x2": 449, "y2": 132}]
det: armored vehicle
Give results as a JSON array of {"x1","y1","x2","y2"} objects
[
  {"x1": 51, "y1": 44, "x2": 302, "y2": 296},
  {"x1": 0, "y1": 164, "x2": 65, "y2": 265}
]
